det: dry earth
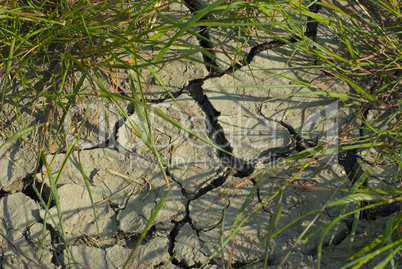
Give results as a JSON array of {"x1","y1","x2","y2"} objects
[{"x1": 0, "y1": 0, "x2": 400, "y2": 268}]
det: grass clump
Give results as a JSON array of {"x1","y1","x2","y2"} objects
[{"x1": 0, "y1": 0, "x2": 401, "y2": 268}]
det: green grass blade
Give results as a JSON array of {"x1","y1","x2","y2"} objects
[
  {"x1": 313, "y1": 197, "x2": 402, "y2": 266},
  {"x1": 39, "y1": 149, "x2": 72, "y2": 268},
  {"x1": 263, "y1": 189, "x2": 282, "y2": 269},
  {"x1": 344, "y1": 214, "x2": 402, "y2": 266},
  {"x1": 334, "y1": 72, "x2": 379, "y2": 103},
  {"x1": 372, "y1": 246, "x2": 401, "y2": 269},
  {"x1": 0, "y1": 123, "x2": 45, "y2": 152},
  {"x1": 152, "y1": 0, "x2": 226, "y2": 63},
  {"x1": 341, "y1": 238, "x2": 402, "y2": 268},
  {"x1": 77, "y1": 152, "x2": 102, "y2": 245},
  {"x1": 122, "y1": 190, "x2": 171, "y2": 269}
]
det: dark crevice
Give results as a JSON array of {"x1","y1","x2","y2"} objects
[
  {"x1": 20, "y1": 173, "x2": 54, "y2": 208},
  {"x1": 168, "y1": 203, "x2": 192, "y2": 266},
  {"x1": 183, "y1": 0, "x2": 291, "y2": 80},
  {"x1": 256, "y1": 105, "x2": 318, "y2": 161},
  {"x1": 20, "y1": 175, "x2": 39, "y2": 202},
  {"x1": 165, "y1": 170, "x2": 193, "y2": 265},
  {"x1": 108, "y1": 201, "x2": 120, "y2": 215},
  {"x1": 360, "y1": 202, "x2": 401, "y2": 220},
  {"x1": 110, "y1": 117, "x2": 125, "y2": 152},
  {"x1": 277, "y1": 120, "x2": 318, "y2": 152},
  {"x1": 46, "y1": 125, "x2": 121, "y2": 155},
  {"x1": 338, "y1": 98, "x2": 373, "y2": 183},
  {"x1": 185, "y1": 78, "x2": 253, "y2": 175},
  {"x1": 205, "y1": 39, "x2": 289, "y2": 80},
  {"x1": 338, "y1": 103, "x2": 372, "y2": 220},
  {"x1": 204, "y1": 2, "x2": 322, "y2": 79},
  {"x1": 124, "y1": 234, "x2": 142, "y2": 249},
  {"x1": 132, "y1": 89, "x2": 185, "y2": 105},
  {"x1": 331, "y1": 222, "x2": 351, "y2": 246},
  {"x1": 49, "y1": 225, "x2": 63, "y2": 266},
  {"x1": 183, "y1": 0, "x2": 217, "y2": 73},
  {"x1": 120, "y1": 80, "x2": 185, "y2": 106},
  {"x1": 44, "y1": 143, "x2": 109, "y2": 155},
  {"x1": 189, "y1": 171, "x2": 230, "y2": 201},
  {"x1": 0, "y1": 189, "x2": 8, "y2": 199},
  {"x1": 22, "y1": 226, "x2": 36, "y2": 250},
  {"x1": 180, "y1": 0, "x2": 322, "y2": 175},
  {"x1": 2, "y1": 174, "x2": 48, "y2": 206},
  {"x1": 198, "y1": 26, "x2": 218, "y2": 73},
  {"x1": 168, "y1": 221, "x2": 181, "y2": 266}
]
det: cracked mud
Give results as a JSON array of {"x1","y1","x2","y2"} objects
[{"x1": 0, "y1": 0, "x2": 401, "y2": 268}]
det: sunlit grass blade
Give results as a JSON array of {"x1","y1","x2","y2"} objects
[
  {"x1": 334, "y1": 72, "x2": 379, "y2": 103},
  {"x1": 122, "y1": 190, "x2": 171, "y2": 269},
  {"x1": 77, "y1": 150, "x2": 102, "y2": 244},
  {"x1": 152, "y1": 0, "x2": 226, "y2": 63},
  {"x1": 342, "y1": 214, "x2": 402, "y2": 267},
  {"x1": 39, "y1": 149, "x2": 72, "y2": 268},
  {"x1": 0, "y1": 123, "x2": 45, "y2": 152},
  {"x1": 312, "y1": 196, "x2": 402, "y2": 267},
  {"x1": 263, "y1": 189, "x2": 282, "y2": 269},
  {"x1": 341, "y1": 238, "x2": 402, "y2": 268}
]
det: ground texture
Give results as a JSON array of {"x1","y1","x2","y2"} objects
[{"x1": 0, "y1": 0, "x2": 400, "y2": 268}]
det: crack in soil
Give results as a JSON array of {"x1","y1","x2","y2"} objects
[
  {"x1": 183, "y1": 0, "x2": 217, "y2": 74},
  {"x1": 5, "y1": 1, "x2": 398, "y2": 267},
  {"x1": 338, "y1": 103, "x2": 373, "y2": 220},
  {"x1": 179, "y1": 0, "x2": 323, "y2": 177},
  {"x1": 185, "y1": 78, "x2": 253, "y2": 174},
  {"x1": 189, "y1": 170, "x2": 230, "y2": 201}
]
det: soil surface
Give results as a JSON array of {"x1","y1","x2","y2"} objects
[{"x1": 0, "y1": 0, "x2": 400, "y2": 268}]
